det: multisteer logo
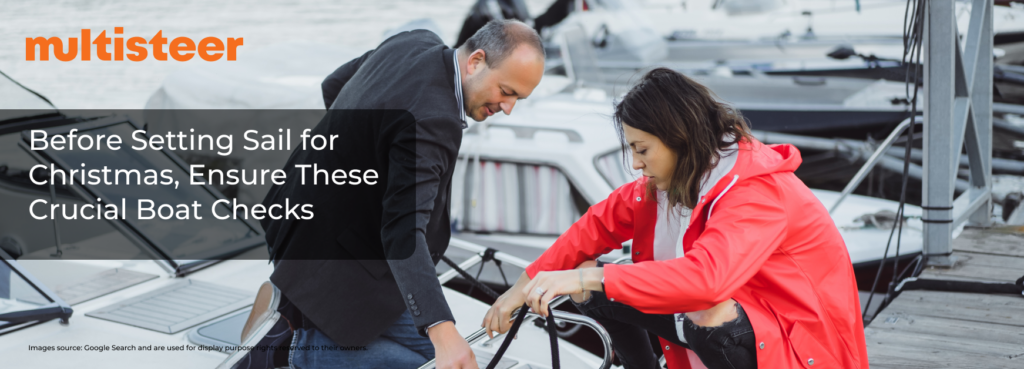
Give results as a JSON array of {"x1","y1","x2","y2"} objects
[{"x1": 26, "y1": 28, "x2": 243, "y2": 61}]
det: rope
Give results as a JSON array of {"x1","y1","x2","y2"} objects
[
  {"x1": 546, "y1": 308, "x2": 560, "y2": 369},
  {"x1": 0, "y1": 69, "x2": 59, "y2": 110},
  {"x1": 468, "y1": 260, "x2": 485, "y2": 297},
  {"x1": 482, "y1": 248, "x2": 511, "y2": 287},
  {"x1": 485, "y1": 304, "x2": 560, "y2": 369},
  {"x1": 439, "y1": 255, "x2": 501, "y2": 299},
  {"x1": 465, "y1": 248, "x2": 511, "y2": 297},
  {"x1": 440, "y1": 250, "x2": 561, "y2": 368},
  {"x1": 862, "y1": 0, "x2": 925, "y2": 323}
]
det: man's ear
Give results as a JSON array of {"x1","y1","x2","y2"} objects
[{"x1": 467, "y1": 49, "x2": 487, "y2": 75}]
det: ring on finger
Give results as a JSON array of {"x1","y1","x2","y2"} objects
[{"x1": 534, "y1": 287, "x2": 546, "y2": 296}]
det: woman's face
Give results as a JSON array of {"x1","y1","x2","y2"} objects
[{"x1": 622, "y1": 123, "x2": 678, "y2": 191}]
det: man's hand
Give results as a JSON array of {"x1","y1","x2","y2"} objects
[
  {"x1": 482, "y1": 272, "x2": 531, "y2": 339},
  {"x1": 428, "y1": 322, "x2": 478, "y2": 369}
]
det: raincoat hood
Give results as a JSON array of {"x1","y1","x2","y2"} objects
[{"x1": 689, "y1": 139, "x2": 802, "y2": 227}]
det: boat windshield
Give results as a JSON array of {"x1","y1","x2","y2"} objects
[
  {"x1": 0, "y1": 250, "x2": 72, "y2": 335},
  {"x1": 594, "y1": 149, "x2": 641, "y2": 189},
  {"x1": 0, "y1": 71, "x2": 57, "y2": 121},
  {"x1": 589, "y1": 0, "x2": 629, "y2": 11},
  {"x1": 21, "y1": 118, "x2": 264, "y2": 272}
]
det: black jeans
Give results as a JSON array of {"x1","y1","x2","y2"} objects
[{"x1": 572, "y1": 283, "x2": 757, "y2": 369}]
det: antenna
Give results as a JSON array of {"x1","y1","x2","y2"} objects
[
  {"x1": 0, "y1": 69, "x2": 59, "y2": 111},
  {"x1": 801, "y1": 11, "x2": 815, "y2": 40},
  {"x1": 47, "y1": 173, "x2": 64, "y2": 258}
]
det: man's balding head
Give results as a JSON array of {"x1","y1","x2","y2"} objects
[
  {"x1": 460, "y1": 19, "x2": 545, "y2": 68},
  {"x1": 458, "y1": 20, "x2": 545, "y2": 122}
]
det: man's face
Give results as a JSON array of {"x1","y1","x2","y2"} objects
[{"x1": 462, "y1": 45, "x2": 544, "y2": 121}]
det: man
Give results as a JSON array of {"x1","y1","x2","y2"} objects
[{"x1": 218, "y1": 20, "x2": 545, "y2": 369}]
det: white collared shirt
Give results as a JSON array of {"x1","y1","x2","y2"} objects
[
  {"x1": 453, "y1": 51, "x2": 466, "y2": 124},
  {"x1": 427, "y1": 51, "x2": 468, "y2": 334},
  {"x1": 652, "y1": 142, "x2": 739, "y2": 261},
  {"x1": 662, "y1": 142, "x2": 739, "y2": 343}
]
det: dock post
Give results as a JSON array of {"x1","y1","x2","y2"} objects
[{"x1": 922, "y1": 0, "x2": 993, "y2": 267}]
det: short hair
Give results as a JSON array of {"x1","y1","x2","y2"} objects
[{"x1": 461, "y1": 19, "x2": 544, "y2": 68}]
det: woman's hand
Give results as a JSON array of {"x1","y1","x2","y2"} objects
[
  {"x1": 522, "y1": 268, "x2": 603, "y2": 318},
  {"x1": 482, "y1": 272, "x2": 530, "y2": 339}
]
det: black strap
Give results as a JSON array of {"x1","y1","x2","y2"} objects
[
  {"x1": 898, "y1": 275, "x2": 1024, "y2": 295},
  {"x1": 486, "y1": 304, "x2": 560, "y2": 369},
  {"x1": 481, "y1": 248, "x2": 510, "y2": 287},
  {"x1": 547, "y1": 309, "x2": 560, "y2": 369},
  {"x1": 920, "y1": 205, "x2": 954, "y2": 223},
  {"x1": 486, "y1": 304, "x2": 529, "y2": 369},
  {"x1": 440, "y1": 255, "x2": 501, "y2": 299},
  {"x1": 441, "y1": 252, "x2": 560, "y2": 368}
]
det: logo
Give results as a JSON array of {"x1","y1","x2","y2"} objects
[{"x1": 26, "y1": 28, "x2": 242, "y2": 62}]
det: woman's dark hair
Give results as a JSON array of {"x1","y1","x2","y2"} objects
[{"x1": 613, "y1": 67, "x2": 752, "y2": 209}]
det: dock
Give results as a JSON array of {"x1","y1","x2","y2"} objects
[{"x1": 865, "y1": 226, "x2": 1024, "y2": 368}]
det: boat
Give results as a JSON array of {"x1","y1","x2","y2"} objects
[
  {"x1": 535, "y1": 0, "x2": 1024, "y2": 67},
  {"x1": 0, "y1": 73, "x2": 610, "y2": 369},
  {"x1": 446, "y1": 91, "x2": 924, "y2": 275},
  {"x1": 135, "y1": 38, "x2": 929, "y2": 277},
  {"x1": 529, "y1": 0, "x2": 1024, "y2": 107}
]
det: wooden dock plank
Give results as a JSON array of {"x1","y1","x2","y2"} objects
[
  {"x1": 951, "y1": 229, "x2": 1024, "y2": 257},
  {"x1": 867, "y1": 312, "x2": 1024, "y2": 346},
  {"x1": 868, "y1": 352, "x2": 1019, "y2": 369},
  {"x1": 866, "y1": 227, "x2": 1024, "y2": 368},
  {"x1": 866, "y1": 323, "x2": 1024, "y2": 363},
  {"x1": 880, "y1": 290, "x2": 1024, "y2": 328},
  {"x1": 867, "y1": 334, "x2": 1022, "y2": 368},
  {"x1": 866, "y1": 313, "x2": 1024, "y2": 367},
  {"x1": 919, "y1": 251, "x2": 1024, "y2": 282}
]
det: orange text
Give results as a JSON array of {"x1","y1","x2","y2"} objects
[{"x1": 26, "y1": 28, "x2": 242, "y2": 62}]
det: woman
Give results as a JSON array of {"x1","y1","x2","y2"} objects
[{"x1": 482, "y1": 68, "x2": 868, "y2": 369}]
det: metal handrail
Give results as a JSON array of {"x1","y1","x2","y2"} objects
[
  {"x1": 464, "y1": 122, "x2": 584, "y2": 143},
  {"x1": 525, "y1": 310, "x2": 613, "y2": 369},
  {"x1": 447, "y1": 238, "x2": 533, "y2": 269},
  {"x1": 417, "y1": 309, "x2": 613, "y2": 369},
  {"x1": 437, "y1": 254, "x2": 484, "y2": 285},
  {"x1": 829, "y1": 116, "x2": 922, "y2": 214},
  {"x1": 420, "y1": 239, "x2": 618, "y2": 369}
]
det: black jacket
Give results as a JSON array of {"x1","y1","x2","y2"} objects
[{"x1": 261, "y1": 30, "x2": 465, "y2": 346}]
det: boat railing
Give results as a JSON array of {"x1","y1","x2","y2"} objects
[
  {"x1": 420, "y1": 238, "x2": 615, "y2": 369},
  {"x1": 826, "y1": 116, "x2": 922, "y2": 214},
  {"x1": 753, "y1": 116, "x2": 926, "y2": 214},
  {"x1": 464, "y1": 122, "x2": 584, "y2": 143},
  {"x1": 559, "y1": 24, "x2": 605, "y2": 86}
]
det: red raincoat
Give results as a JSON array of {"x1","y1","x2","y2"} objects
[{"x1": 526, "y1": 139, "x2": 868, "y2": 368}]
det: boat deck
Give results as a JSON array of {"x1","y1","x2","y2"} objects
[{"x1": 865, "y1": 226, "x2": 1024, "y2": 368}]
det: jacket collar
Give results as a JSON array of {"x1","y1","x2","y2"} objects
[
  {"x1": 685, "y1": 138, "x2": 802, "y2": 225},
  {"x1": 443, "y1": 48, "x2": 455, "y2": 89},
  {"x1": 443, "y1": 48, "x2": 467, "y2": 126}
]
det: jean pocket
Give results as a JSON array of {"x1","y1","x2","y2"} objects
[
  {"x1": 684, "y1": 323, "x2": 742, "y2": 369},
  {"x1": 683, "y1": 313, "x2": 753, "y2": 348}
]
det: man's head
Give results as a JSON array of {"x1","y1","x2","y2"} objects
[{"x1": 458, "y1": 20, "x2": 545, "y2": 122}]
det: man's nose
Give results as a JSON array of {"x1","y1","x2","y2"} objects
[{"x1": 499, "y1": 98, "x2": 516, "y2": 115}]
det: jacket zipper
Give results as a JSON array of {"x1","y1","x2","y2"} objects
[{"x1": 707, "y1": 175, "x2": 739, "y2": 220}]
